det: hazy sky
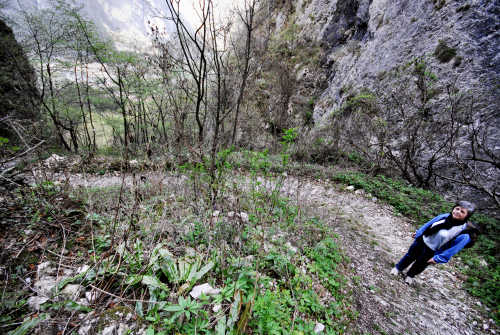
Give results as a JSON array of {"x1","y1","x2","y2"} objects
[
  {"x1": 4, "y1": 0, "x2": 241, "y2": 49},
  {"x1": 99, "y1": 0, "x2": 241, "y2": 49}
]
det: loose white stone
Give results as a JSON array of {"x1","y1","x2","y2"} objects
[
  {"x1": 61, "y1": 284, "x2": 84, "y2": 299},
  {"x1": 212, "y1": 210, "x2": 221, "y2": 218},
  {"x1": 44, "y1": 154, "x2": 64, "y2": 167},
  {"x1": 101, "y1": 325, "x2": 117, "y2": 335},
  {"x1": 213, "y1": 304, "x2": 222, "y2": 313},
  {"x1": 34, "y1": 278, "x2": 57, "y2": 297},
  {"x1": 117, "y1": 323, "x2": 129, "y2": 335},
  {"x1": 190, "y1": 283, "x2": 220, "y2": 299},
  {"x1": 185, "y1": 247, "x2": 197, "y2": 258},
  {"x1": 346, "y1": 185, "x2": 355, "y2": 191},
  {"x1": 227, "y1": 211, "x2": 235, "y2": 218},
  {"x1": 85, "y1": 290, "x2": 98, "y2": 304},
  {"x1": 78, "y1": 298, "x2": 89, "y2": 307},
  {"x1": 78, "y1": 265, "x2": 90, "y2": 274},
  {"x1": 78, "y1": 324, "x2": 92, "y2": 335},
  {"x1": 239, "y1": 212, "x2": 249, "y2": 223},
  {"x1": 314, "y1": 322, "x2": 325, "y2": 333},
  {"x1": 27, "y1": 296, "x2": 49, "y2": 310},
  {"x1": 37, "y1": 262, "x2": 54, "y2": 277}
]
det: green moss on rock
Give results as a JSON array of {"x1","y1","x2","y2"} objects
[{"x1": 434, "y1": 40, "x2": 457, "y2": 63}]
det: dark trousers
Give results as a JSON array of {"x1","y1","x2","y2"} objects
[{"x1": 396, "y1": 237, "x2": 435, "y2": 278}]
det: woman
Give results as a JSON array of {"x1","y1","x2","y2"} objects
[{"x1": 390, "y1": 200, "x2": 479, "y2": 284}]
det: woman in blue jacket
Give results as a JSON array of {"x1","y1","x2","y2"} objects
[{"x1": 390, "y1": 200, "x2": 478, "y2": 285}]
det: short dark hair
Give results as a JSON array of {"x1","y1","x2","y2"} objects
[{"x1": 455, "y1": 200, "x2": 476, "y2": 219}]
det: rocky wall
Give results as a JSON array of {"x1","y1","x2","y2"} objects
[{"x1": 261, "y1": 0, "x2": 499, "y2": 210}]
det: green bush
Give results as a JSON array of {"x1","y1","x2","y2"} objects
[{"x1": 434, "y1": 40, "x2": 456, "y2": 63}]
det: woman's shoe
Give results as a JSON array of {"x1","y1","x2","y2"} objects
[
  {"x1": 404, "y1": 276, "x2": 414, "y2": 285},
  {"x1": 390, "y1": 267, "x2": 400, "y2": 276}
]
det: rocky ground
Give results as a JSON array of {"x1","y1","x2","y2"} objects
[
  {"x1": 9, "y1": 159, "x2": 496, "y2": 334},
  {"x1": 279, "y1": 176, "x2": 496, "y2": 335}
]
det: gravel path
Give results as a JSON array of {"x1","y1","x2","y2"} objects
[{"x1": 279, "y1": 176, "x2": 495, "y2": 335}]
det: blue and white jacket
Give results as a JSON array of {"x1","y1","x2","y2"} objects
[{"x1": 414, "y1": 213, "x2": 471, "y2": 264}]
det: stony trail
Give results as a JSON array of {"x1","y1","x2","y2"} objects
[
  {"x1": 278, "y1": 176, "x2": 494, "y2": 335},
  {"x1": 51, "y1": 171, "x2": 496, "y2": 335}
]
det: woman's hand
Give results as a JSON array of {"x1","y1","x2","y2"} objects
[
  {"x1": 412, "y1": 232, "x2": 416, "y2": 238},
  {"x1": 427, "y1": 258, "x2": 436, "y2": 264}
]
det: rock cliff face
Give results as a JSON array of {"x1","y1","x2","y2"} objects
[
  {"x1": 251, "y1": 0, "x2": 499, "y2": 210},
  {"x1": 0, "y1": 18, "x2": 39, "y2": 140},
  {"x1": 296, "y1": 0, "x2": 499, "y2": 122}
]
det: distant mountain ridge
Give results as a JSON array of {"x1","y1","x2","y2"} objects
[{"x1": 5, "y1": 0, "x2": 172, "y2": 49}]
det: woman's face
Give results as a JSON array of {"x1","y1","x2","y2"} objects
[{"x1": 452, "y1": 206, "x2": 468, "y2": 221}]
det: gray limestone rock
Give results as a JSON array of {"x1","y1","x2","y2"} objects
[
  {"x1": 60, "y1": 284, "x2": 84, "y2": 299},
  {"x1": 272, "y1": 0, "x2": 499, "y2": 211},
  {"x1": 190, "y1": 283, "x2": 220, "y2": 299},
  {"x1": 314, "y1": 322, "x2": 325, "y2": 333},
  {"x1": 27, "y1": 296, "x2": 49, "y2": 310}
]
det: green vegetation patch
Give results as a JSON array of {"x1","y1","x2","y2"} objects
[
  {"x1": 333, "y1": 171, "x2": 449, "y2": 221},
  {"x1": 434, "y1": 40, "x2": 457, "y2": 63}
]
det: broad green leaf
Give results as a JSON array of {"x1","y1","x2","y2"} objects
[
  {"x1": 192, "y1": 261, "x2": 214, "y2": 283},
  {"x1": 135, "y1": 301, "x2": 143, "y2": 317},
  {"x1": 177, "y1": 260, "x2": 190, "y2": 281},
  {"x1": 185, "y1": 260, "x2": 200, "y2": 283},
  {"x1": 146, "y1": 326, "x2": 155, "y2": 335},
  {"x1": 141, "y1": 275, "x2": 168, "y2": 292},
  {"x1": 148, "y1": 287, "x2": 158, "y2": 313},
  {"x1": 227, "y1": 290, "x2": 242, "y2": 329},
  {"x1": 149, "y1": 247, "x2": 174, "y2": 270},
  {"x1": 64, "y1": 301, "x2": 92, "y2": 312},
  {"x1": 170, "y1": 310, "x2": 184, "y2": 323},
  {"x1": 163, "y1": 305, "x2": 184, "y2": 312},
  {"x1": 126, "y1": 274, "x2": 142, "y2": 286},
  {"x1": 161, "y1": 260, "x2": 179, "y2": 283},
  {"x1": 8, "y1": 313, "x2": 49, "y2": 335},
  {"x1": 55, "y1": 276, "x2": 75, "y2": 292},
  {"x1": 216, "y1": 315, "x2": 227, "y2": 335}
]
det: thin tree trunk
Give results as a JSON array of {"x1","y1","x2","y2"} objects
[
  {"x1": 75, "y1": 63, "x2": 92, "y2": 149},
  {"x1": 85, "y1": 62, "x2": 97, "y2": 153}
]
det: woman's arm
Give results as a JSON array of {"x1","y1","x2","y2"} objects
[{"x1": 433, "y1": 234, "x2": 471, "y2": 263}]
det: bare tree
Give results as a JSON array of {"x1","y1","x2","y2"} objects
[
  {"x1": 16, "y1": 0, "x2": 84, "y2": 151},
  {"x1": 231, "y1": 0, "x2": 260, "y2": 145},
  {"x1": 330, "y1": 58, "x2": 499, "y2": 209},
  {"x1": 164, "y1": 0, "x2": 210, "y2": 144}
]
